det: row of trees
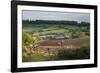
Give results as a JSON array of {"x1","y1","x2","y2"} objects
[{"x1": 23, "y1": 20, "x2": 90, "y2": 26}]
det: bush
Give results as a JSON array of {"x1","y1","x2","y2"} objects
[{"x1": 56, "y1": 48, "x2": 90, "y2": 60}]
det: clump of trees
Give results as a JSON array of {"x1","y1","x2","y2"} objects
[{"x1": 22, "y1": 32, "x2": 41, "y2": 57}]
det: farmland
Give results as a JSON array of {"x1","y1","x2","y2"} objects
[{"x1": 22, "y1": 20, "x2": 90, "y2": 62}]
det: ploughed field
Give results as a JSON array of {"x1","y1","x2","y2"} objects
[{"x1": 39, "y1": 38, "x2": 90, "y2": 49}]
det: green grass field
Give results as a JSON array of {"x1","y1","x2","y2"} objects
[{"x1": 23, "y1": 24, "x2": 89, "y2": 37}]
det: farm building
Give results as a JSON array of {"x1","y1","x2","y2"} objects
[{"x1": 41, "y1": 34, "x2": 66, "y2": 39}]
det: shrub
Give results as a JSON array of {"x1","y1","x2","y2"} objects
[{"x1": 56, "y1": 48, "x2": 90, "y2": 60}]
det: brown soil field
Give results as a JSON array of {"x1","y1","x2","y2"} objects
[{"x1": 39, "y1": 38, "x2": 90, "y2": 49}]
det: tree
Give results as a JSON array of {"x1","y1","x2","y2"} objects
[{"x1": 23, "y1": 32, "x2": 33, "y2": 45}]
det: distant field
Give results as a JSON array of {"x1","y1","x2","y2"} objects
[{"x1": 23, "y1": 24, "x2": 89, "y2": 37}]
